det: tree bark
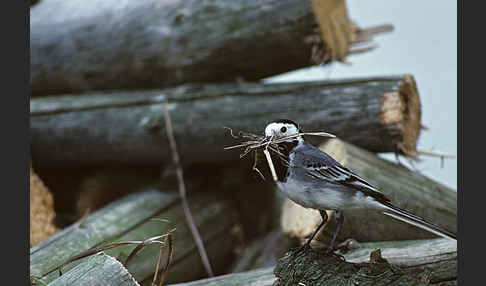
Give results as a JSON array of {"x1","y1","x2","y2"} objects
[
  {"x1": 280, "y1": 138, "x2": 456, "y2": 245},
  {"x1": 274, "y1": 239, "x2": 457, "y2": 286},
  {"x1": 30, "y1": 190, "x2": 238, "y2": 285},
  {"x1": 166, "y1": 238, "x2": 456, "y2": 286},
  {"x1": 30, "y1": 75, "x2": 421, "y2": 169},
  {"x1": 30, "y1": 0, "x2": 387, "y2": 96}
]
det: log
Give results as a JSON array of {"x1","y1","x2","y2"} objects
[
  {"x1": 30, "y1": 190, "x2": 238, "y2": 285},
  {"x1": 30, "y1": 75, "x2": 421, "y2": 168},
  {"x1": 44, "y1": 253, "x2": 140, "y2": 286},
  {"x1": 166, "y1": 238, "x2": 457, "y2": 286},
  {"x1": 230, "y1": 229, "x2": 297, "y2": 273},
  {"x1": 341, "y1": 238, "x2": 457, "y2": 266},
  {"x1": 274, "y1": 239, "x2": 457, "y2": 286},
  {"x1": 30, "y1": 0, "x2": 388, "y2": 96},
  {"x1": 280, "y1": 138, "x2": 456, "y2": 246},
  {"x1": 167, "y1": 268, "x2": 276, "y2": 286}
]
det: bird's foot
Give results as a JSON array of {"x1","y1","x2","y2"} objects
[
  {"x1": 320, "y1": 247, "x2": 346, "y2": 262},
  {"x1": 290, "y1": 243, "x2": 311, "y2": 257}
]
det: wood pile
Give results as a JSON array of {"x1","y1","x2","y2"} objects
[{"x1": 29, "y1": 0, "x2": 456, "y2": 285}]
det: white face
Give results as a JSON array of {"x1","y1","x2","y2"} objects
[{"x1": 264, "y1": 122, "x2": 300, "y2": 140}]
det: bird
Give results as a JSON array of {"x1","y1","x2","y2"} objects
[{"x1": 260, "y1": 119, "x2": 456, "y2": 254}]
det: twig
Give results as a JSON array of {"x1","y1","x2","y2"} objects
[
  {"x1": 224, "y1": 131, "x2": 335, "y2": 151},
  {"x1": 263, "y1": 149, "x2": 278, "y2": 182},
  {"x1": 151, "y1": 230, "x2": 175, "y2": 286},
  {"x1": 416, "y1": 149, "x2": 456, "y2": 159},
  {"x1": 158, "y1": 231, "x2": 174, "y2": 286},
  {"x1": 41, "y1": 235, "x2": 169, "y2": 278},
  {"x1": 163, "y1": 101, "x2": 214, "y2": 277}
]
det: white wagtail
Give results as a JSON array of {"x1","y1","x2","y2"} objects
[{"x1": 260, "y1": 119, "x2": 456, "y2": 254}]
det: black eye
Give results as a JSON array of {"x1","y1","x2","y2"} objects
[{"x1": 280, "y1": 126, "x2": 287, "y2": 133}]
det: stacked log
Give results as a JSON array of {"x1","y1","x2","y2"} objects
[
  {"x1": 29, "y1": 0, "x2": 457, "y2": 285},
  {"x1": 30, "y1": 0, "x2": 388, "y2": 96},
  {"x1": 163, "y1": 238, "x2": 457, "y2": 286},
  {"x1": 30, "y1": 190, "x2": 239, "y2": 285},
  {"x1": 30, "y1": 76, "x2": 421, "y2": 168}
]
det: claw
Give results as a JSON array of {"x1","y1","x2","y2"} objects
[{"x1": 321, "y1": 247, "x2": 346, "y2": 261}]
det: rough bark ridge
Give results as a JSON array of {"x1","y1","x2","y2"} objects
[{"x1": 273, "y1": 246, "x2": 456, "y2": 286}]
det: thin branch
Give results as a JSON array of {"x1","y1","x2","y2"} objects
[
  {"x1": 163, "y1": 102, "x2": 214, "y2": 277},
  {"x1": 416, "y1": 149, "x2": 456, "y2": 159}
]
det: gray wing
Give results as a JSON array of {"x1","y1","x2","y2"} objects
[{"x1": 292, "y1": 141, "x2": 390, "y2": 203}]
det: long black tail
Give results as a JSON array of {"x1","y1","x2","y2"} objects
[{"x1": 381, "y1": 203, "x2": 456, "y2": 240}]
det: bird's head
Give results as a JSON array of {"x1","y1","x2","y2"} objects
[{"x1": 263, "y1": 119, "x2": 302, "y2": 143}]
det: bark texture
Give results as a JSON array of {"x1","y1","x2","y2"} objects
[
  {"x1": 30, "y1": 0, "x2": 385, "y2": 96},
  {"x1": 166, "y1": 238, "x2": 457, "y2": 286},
  {"x1": 30, "y1": 76, "x2": 421, "y2": 168},
  {"x1": 274, "y1": 238, "x2": 457, "y2": 286}
]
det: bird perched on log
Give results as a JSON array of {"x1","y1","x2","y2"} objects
[{"x1": 260, "y1": 119, "x2": 456, "y2": 254}]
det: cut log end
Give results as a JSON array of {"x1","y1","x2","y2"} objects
[
  {"x1": 30, "y1": 164, "x2": 59, "y2": 247},
  {"x1": 310, "y1": 0, "x2": 394, "y2": 64},
  {"x1": 380, "y1": 74, "x2": 422, "y2": 157}
]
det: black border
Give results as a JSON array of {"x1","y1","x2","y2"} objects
[
  {"x1": 23, "y1": 0, "x2": 464, "y2": 284},
  {"x1": 457, "y1": 0, "x2": 462, "y2": 283},
  {"x1": 5, "y1": 0, "x2": 30, "y2": 283}
]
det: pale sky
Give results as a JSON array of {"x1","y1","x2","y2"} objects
[{"x1": 265, "y1": 0, "x2": 457, "y2": 190}]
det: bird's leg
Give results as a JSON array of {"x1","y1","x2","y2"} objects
[
  {"x1": 293, "y1": 210, "x2": 328, "y2": 255},
  {"x1": 323, "y1": 210, "x2": 345, "y2": 260}
]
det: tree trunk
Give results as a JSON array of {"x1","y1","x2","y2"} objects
[
  {"x1": 30, "y1": 75, "x2": 421, "y2": 169},
  {"x1": 280, "y1": 138, "x2": 456, "y2": 245},
  {"x1": 30, "y1": 0, "x2": 388, "y2": 96},
  {"x1": 30, "y1": 190, "x2": 238, "y2": 285}
]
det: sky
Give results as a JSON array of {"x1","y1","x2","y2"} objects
[{"x1": 264, "y1": 0, "x2": 457, "y2": 190}]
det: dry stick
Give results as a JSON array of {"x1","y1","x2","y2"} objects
[
  {"x1": 159, "y1": 231, "x2": 174, "y2": 286},
  {"x1": 41, "y1": 236, "x2": 168, "y2": 278},
  {"x1": 263, "y1": 134, "x2": 278, "y2": 182},
  {"x1": 163, "y1": 102, "x2": 214, "y2": 277},
  {"x1": 151, "y1": 230, "x2": 174, "y2": 286},
  {"x1": 152, "y1": 235, "x2": 168, "y2": 286},
  {"x1": 263, "y1": 149, "x2": 278, "y2": 182}
]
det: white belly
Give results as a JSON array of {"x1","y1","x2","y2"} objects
[
  {"x1": 277, "y1": 179, "x2": 345, "y2": 210},
  {"x1": 277, "y1": 178, "x2": 385, "y2": 211}
]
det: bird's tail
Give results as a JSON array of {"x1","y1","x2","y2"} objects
[{"x1": 381, "y1": 203, "x2": 456, "y2": 240}]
